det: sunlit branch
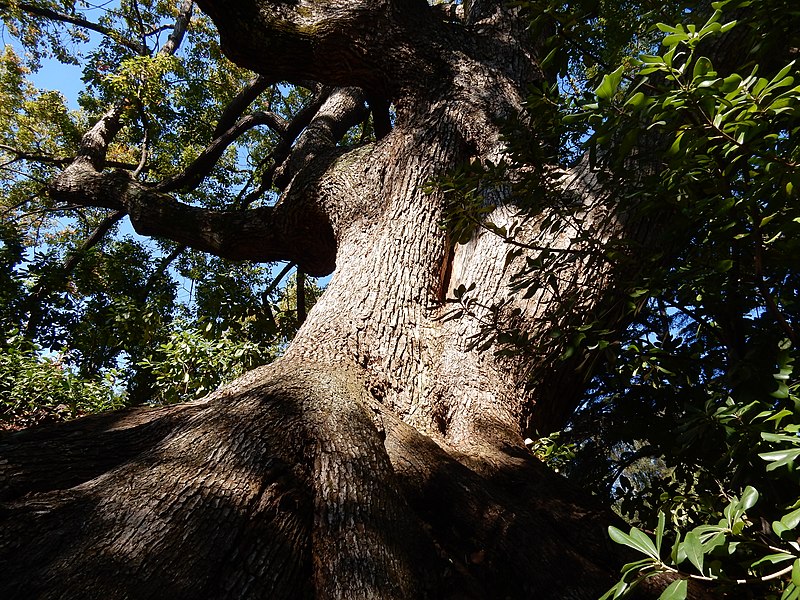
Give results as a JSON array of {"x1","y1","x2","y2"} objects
[
  {"x1": 158, "y1": 0, "x2": 194, "y2": 57},
  {"x1": 273, "y1": 87, "x2": 368, "y2": 189},
  {"x1": 143, "y1": 24, "x2": 173, "y2": 38},
  {"x1": 235, "y1": 87, "x2": 334, "y2": 208},
  {"x1": 50, "y1": 167, "x2": 336, "y2": 274},
  {"x1": 71, "y1": 0, "x2": 194, "y2": 173},
  {"x1": 0, "y1": 144, "x2": 137, "y2": 171},
  {"x1": 258, "y1": 87, "x2": 333, "y2": 190}
]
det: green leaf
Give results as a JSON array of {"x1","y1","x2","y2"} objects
[
  {"x1": 773, "y1": 521, "x2": 791, "y2": 538},
  {"x1": 625, "y1": 91, "x2": 648, "y2": 108},
  {"x1": 609, "y1": 525, "x2": 632, "y2": 547},
  {"x1": 740, "y1": 486, "x2": 759, "y2": 511},
  {"x1": 760, "y1": 448, "x2": 800, "y2": 471},
  {"x1": 793, "y1": 559, "x2": 800, "y2": 587},
  {"x1": 656, "y1": 23, "x2": 684, "y2": 34},
  {"x1": 658, "y1": 579, "x2": 687, "y2": 600},
  {"x1": 595, "y1": 66, "x2": 625, "y2": 101},
  {"x1": 663, "y1": 33, "x2": 689, "y2": 47},
  {"x1": 630, "y1": 528, "x2": 660, "y2": 558},
  {"x1": 598, "y1": 584, "x2": 620, "y2": 600},
  {"x1": 683, "y1": 531, "x2": 705, "y2": 574},
  {"x1": 770, "y1": 61, "x2": 797, "y2": 86},
  {"x1": 714, "y1": 259, "x2": 733, "y2": 273},
  {"x1": 750, "y1": 553, "x2": 795, "y2": 568},
  {"x1": 781, "y1": 507, "x2": 800, "y2": 531},
  {"x1": 608, "y1": 526, "x2": 659, "y2": 558},
  {"x1": 656, "y1": 511, "x2": 666, "y2": 553},
  {"x1": 693, "y1": 57, "x2": 714, "y2": 79},
  {"x1": 702, "y1": 532, "x2": 727, "y2": 554},
  {"x1": 720, "y1": 73, "x2": 743, "y2": 92},
  {"x1": 783, "y1": 583, "x2": 800, "y2": 600}
]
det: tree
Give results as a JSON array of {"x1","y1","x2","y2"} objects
[{"x1": 0, "y1": 0, "x2": 796, "y2": 598}]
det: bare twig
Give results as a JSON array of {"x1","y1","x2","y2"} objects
[{"x1": 141, "y1": 244, "x2": 187, "y2": 302}]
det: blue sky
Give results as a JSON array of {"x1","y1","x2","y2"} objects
[{"x1": 37, "y1": 59, "x2": 84, "y2": 110}]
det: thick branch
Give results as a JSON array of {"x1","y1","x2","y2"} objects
[
  {"x1": 274, "y1": 87, "x2": 368, "y2": 189},
  {"x1": 157, "y1": 0, "x2": 194, "y2": 57},
  {"x1": 194, "y1": 0, "x2": 444, "y2": 97},
  {"x1": 367, "y1": 96, "x2": 392, "y2": 140},
  {"x1": 49, "y1": 166, "x2": 336, "y2": 275},
  {"x1": 241, "y1": 87, "x2": 332, "y2": 205},
  {"x1": 75, "y1": 105, "x2": 125, "y2": 170}
]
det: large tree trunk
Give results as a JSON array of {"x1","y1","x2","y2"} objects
[{"x1": 1, "y1": 1, "x2": 673, "y2": 598}]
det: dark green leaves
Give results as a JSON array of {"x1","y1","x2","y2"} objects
[
  {"x1": 595, "y1": 66, "x2": 625, "y2": 102},
  {"x1": 658, "y1": 579, "x2": 687, "y2": 600}
]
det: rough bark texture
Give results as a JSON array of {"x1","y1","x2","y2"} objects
[{"x1": 1, "y1": 1, "x2": 684, "y2": 598}]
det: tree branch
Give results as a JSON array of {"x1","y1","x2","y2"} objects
[
  {"x1": 49, "y1": 167, "x2": 336, "y2": 275},
  {"x1": 0, "y1": 144, "x2": 138, "y2": 170},
  {"x1": 274, "y1": 87, "x2": 369, "y2": 189},
  {"x1": 367, "y1": 96, "x2": 392, "y2": 140},
  {"x1": 74, "y1": 105, "x2": 126, "y2": 170},
  {"x1": 141, "y1": 243, "x2": 186, "y2": 302},
  {"x1": 240, "y1": 87, "x2": 333, "y2": 206},
  {"x1": 263, "y1": 261, "x2": 295, "y2": 299},
  {"x1": 0, "y1": 1, "x2": 147, "y2": 54},
  {"x1": 70, "y1": 0, "x2": 194, "y2": 174},
  {"x1": 24, "y1": 210, "x2": 125, "y2": 337},
  {"x1": 154, "y1": 110, "x2": 289, "y2": 193},
  {"x1": 296, "y1": 268, "x2": 306, "y2": 326},
  {"x1": 193, "y1": 0, "x2": 444, "y2": 97},
  {"x1": 158, "y1": 0, "x2": 194, "y2": 57},
  {"x1": 213, "y1": 75, "x2": 272, "y2": 138}
]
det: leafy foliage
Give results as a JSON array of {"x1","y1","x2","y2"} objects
[
  {"x1": 137, "y1": 321, "x2": 273, "y2": 404},
  {"x1": 0, "y1": 1, "x2": 327, "y2": 427},
  {"x1": 0, "y1": 329, "x2": 124, "y2": 430},
  {"x1": 515, "y1": 1, "x2": 800, "y2": 597}
]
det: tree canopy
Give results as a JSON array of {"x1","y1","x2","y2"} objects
[
  {"x1": 0, "y1": 0, "x2": 799, "y2": 598},
  {"x1": 1, "y1": 0, "x2": 326, "y2": 424}
]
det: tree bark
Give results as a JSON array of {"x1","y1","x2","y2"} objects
[{"x1": 2, "y1": 2, "x2": 678, "y2": 598}]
